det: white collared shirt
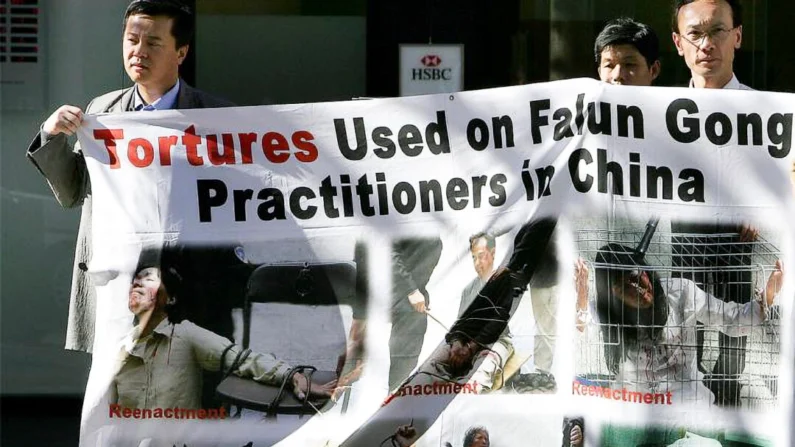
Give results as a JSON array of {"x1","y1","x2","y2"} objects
[
  {"x1": 133, "y1": 79, "x2": 181, "y2": 111},
  {"x1": 689, "y1": 73, "x2": 753, "y2": 90}
]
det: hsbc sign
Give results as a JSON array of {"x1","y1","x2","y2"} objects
[{"x1": 400, "y1": 44, "x2": 463, "y2": 96}]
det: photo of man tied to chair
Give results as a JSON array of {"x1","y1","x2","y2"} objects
[
  {"x1": 573, "y1": 239, "x2": 783, "y2": 406},
  {"x1": 110, "y1": 248, "x2": 334, "y2": 414},
  {"x1": 407, "y1": 218, "x2": 557, "y2": 393},
  {"x1": 459, "y1": 231, "x2": 559, "y2": 393},
  {"x1": 217, "y1": 240, "x2": 368, "y2": 419}
]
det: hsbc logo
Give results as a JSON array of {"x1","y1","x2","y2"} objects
[
  {"x1": 413, "y1": 54, "x2": 452, "y2": 81},
  {"x1": 421, "y1": 54, "x2": 442, "y2": 67}
]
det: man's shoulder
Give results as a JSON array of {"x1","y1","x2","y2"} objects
[
  {"x1": 727, "y1": 74, "x2": 755, "y2": 91},
  {"x1": 170, "y1": 319, "x2": 200, "y2": 333},
  {"x1": 684, "y1": 74, "x2": 756, "y2": 91},
  {"x1": 462, "y1": 276, "x2": 481, "y2": 294},
  {"x1": 737, "y1": 82, "x2": 754, "y2": 91},
  {"x1": 178, "y1": 82, "x2": 236, "y2": 109},
  {"x1": 170, "y1": 319, "x2": 227, "y2": 342},
  {"x1": 87, "y1": 88, "x2": 134, "y2": 113},
  {"x1": 661, "y1": 276, "x2": 688, "y2": 291},
  {"x1": 660, "y1": 277, "x2": 699, "y2": 306}
]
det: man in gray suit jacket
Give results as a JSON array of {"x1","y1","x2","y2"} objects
[{"x1": 27, "y1": 0, "x2": 233, "y2": 352}]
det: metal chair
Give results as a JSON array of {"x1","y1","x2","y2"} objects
[{"x1": 216, "y1": 261, "x2": 357, "y2": 418}]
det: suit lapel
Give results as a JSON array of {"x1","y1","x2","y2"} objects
[
  {"x1": 100, "y1": 88, "x2": 136, "y2": 113},
  {"x1": 120, "y1": 88, "x2": 136, "y2": 112},
  {"x1": 175, "y1": 79, "x2": 200, "y2": 110}
]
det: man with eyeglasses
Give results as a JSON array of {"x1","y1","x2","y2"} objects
[
  {"x1": 26, "y1": 0, "x2": 234, "y2": 353},
  {"x1": 671, "y1": 0, "x2": 748, "y2": 90},
  {"x1": 670, "y1": 0, "x2": 760, "y2": 407}
]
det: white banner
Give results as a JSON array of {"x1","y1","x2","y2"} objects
[{"x1": 77, "y1": 79, "x2": 794, "y2": 446}]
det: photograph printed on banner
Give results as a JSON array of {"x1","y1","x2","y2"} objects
[
  {"x1": 572, "y1": 216, "x2": 783, "y2": 411},
  {"x1": 341, "y1": 217, "x2": 560, "y2": 447},
  {"x1": 81, "y1": 238, "x2": 369, "y2": 445},
  {"x1": 388, "y1": 218, "x2": 561, "y2": 397}
]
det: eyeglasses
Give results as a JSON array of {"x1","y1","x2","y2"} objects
[{"x1": 680, "y1": 26, "x2": 737, "y2": 46}]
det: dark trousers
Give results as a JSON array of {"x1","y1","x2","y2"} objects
[
  {"x1": 672, "y1": 229, "x2": 751, "y2": 407},
  {"x1": 388, "y1": 307, "x2": 427, "y2": 390}
]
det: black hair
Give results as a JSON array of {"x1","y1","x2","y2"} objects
[
  {"x1": 463, "y1": 426, "x2": 489, "y2": 447},
  {"x1": 133, "y1": 246, "x2": 185, "y2": 322},
  {"x1": 672, "y1": 0, "x2": 743, "y2": 32},
  {"x1": 593, "y1": 243, "x2": 669, "y2": 375},
  {"x1": 594, "y1": 17, "x2": 660, "y2": 67},
  {"x1": 124, "y1": 0, "x2": 194, "y2": 48},
  {"x1": 469, "y1": 232, "x2": 496, "y2": 252}
]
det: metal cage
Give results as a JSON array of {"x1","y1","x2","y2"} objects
[{"x1": 574, "y1": 227, "x2": 781, "y2": 410}]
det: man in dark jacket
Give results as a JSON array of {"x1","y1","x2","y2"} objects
[
  {"x1": 388, "y1": 238, "x2": 443, "y2": 389},
  {"x1": 27, "y1": 0, "x2": 234, "y2": 353}
]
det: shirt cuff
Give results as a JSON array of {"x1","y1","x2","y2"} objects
[
  {"x1": 40, "y1": 124, "x2": 53, "y2": 143},
  {"x1": 408, "y1": 291, "x2": 424, "y2": 305}
]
